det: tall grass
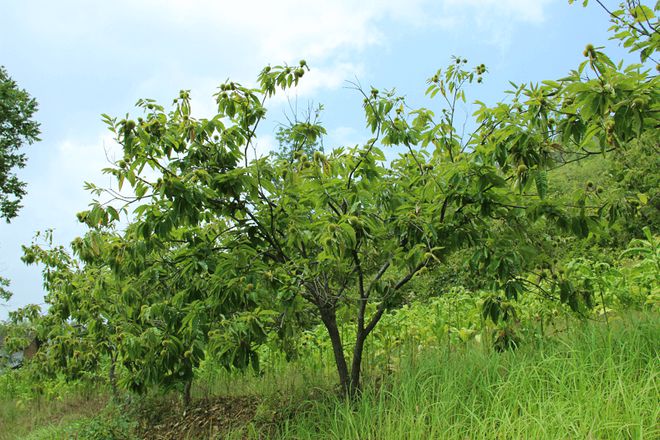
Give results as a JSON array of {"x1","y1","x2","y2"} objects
[
  {"x1": 0, "y1": 372, "x2": 109, "y2": 440},
  {"x1": 2, "y1": 314, "x2": 657, "y2": 439},
  {"x1": 264, "y1": 314, "x2": 659, "y2": 439}
]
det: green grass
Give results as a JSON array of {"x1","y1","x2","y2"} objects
[
  {"x1": 0, "y1": 380, "x2": 109, "y2": 440},
  {"x1": 261, "y1": 314, "x2": 659, "y2": 439},
  {"x1": 2, "y1": 313, "x2": 658, "y2": 439},
  {"x1": 17, "y1": 404, "x2": 137, "y2": 440}
]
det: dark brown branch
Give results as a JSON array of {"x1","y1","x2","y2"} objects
[
  {"x1": 365, "y1": 261, "x2": 391, "y2": 297},
  {"x1": 363, "y1": 260, "x2": 429, "y2": 336}
]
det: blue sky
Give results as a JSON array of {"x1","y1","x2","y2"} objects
[{"x1": 0, "y1": 0, "x2": 637, "y2": 319}]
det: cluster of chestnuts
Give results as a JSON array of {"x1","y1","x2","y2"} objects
[
  {"x1": 583, "y1": 43, "x2": 596, "y2": 59},
  {"x1": 476, "y1": 63, "x2": 486, "y2": 83}
]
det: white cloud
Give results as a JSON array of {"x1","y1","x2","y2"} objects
[
  {"x1": 0, "y1": 132, "x2": 123, "y2": 318},
  {"x1": 327, "y1": 126, "x2": 360, "y2": 148},
  {"x1": 140, "y1": 0, "x2": 428, "y2": 60},
  {"x1": 441, "y1": 0, "x2": 554, "y2": 48},
  {"x1": 12, "y1": 0, "x2": 552, "y2": 97},
  {"x1": 141, "y1": 0, "x2": 552, "y2": 58},
  {"x1": 28, "y1": 133, "x2": 123, "y2": 221},
  {"x1": 57, "y1": 134, "x2": 122, "y2": 174},
  {"x1": 444, "y1": 0, "x2": 552, "y2": 23},
  {"x1": 251, "y1": 133, "x2": 277, "y2": 159}
]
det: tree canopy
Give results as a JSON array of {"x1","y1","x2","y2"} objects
[
  {"x1": 73, "y1": 36, "x2": 657, "y2": 394},
  {"x1": 0, "y1": 66, "x2": 40, "y2": 223}
]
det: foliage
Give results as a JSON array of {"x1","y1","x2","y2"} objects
[
  {"x1": 18, "y1": 226, "x2": 274, "y2": 403},
  {"x1": 19, "y1": 403, "x2": 137, "y2": 440},
  {"x1": 82, "y1": 57, "x2": 543, "y2": 395},
  {"x1": 2, "y1": 237, "x2": 657, "y2": 435},
  {"x1": 260, "y1": 232, "x2": 658, "y2": 373},
  {"x1": 64, "y1": 404, "x2": 137, "y2": 440},
  {"x1": 0, "y1": 277, "x2": 11, "y2": 303},
  {"x1": 271, "y1": 100, "x2": 326, "y2": 162},
  {"x1": 572, "y1": 0, "x2": 660, "y2": 63},
  {"x1": 606, "y1": 135, "x2": 660, "y2": 237},
  {"x1": 620, "y1": 226, "x2": 660, "y2": 306},
  {"x1": 0, "y1": 66, "x2": 40, "y2": 223},
  {"x1": 16, "y1": 230, "x2": 106, "y2": 386},
  {"x1": 36, "y1": 10, "x2": 658, "y2": 398},
  {"x1": 5, "y1": 0, "x2": 659, "y2": 409}
]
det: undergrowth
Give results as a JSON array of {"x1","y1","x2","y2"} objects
[
  {"x1": 1, "y1": 313, "x2": 657, "y2": 439},
  {"x1": 254, "y1": 313, "x2": 660, "y2": 439}
]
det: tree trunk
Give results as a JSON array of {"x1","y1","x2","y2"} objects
[
  {"x1": 349, "y1": 330, "x2": 367, "y2": 396},
  {"x1": 183, "y1": 379, "x2": 192, "y2": 409},
  {"x1": 319, "y1": 306, "x2": 350, "y2": 394},
  {"x1": 109, "y1": 351, "x2": 119, "y2": 402}
]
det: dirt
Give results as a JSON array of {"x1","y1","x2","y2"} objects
[{"x1": 135, "y1": 395, "x2": 260, "y2": 440}]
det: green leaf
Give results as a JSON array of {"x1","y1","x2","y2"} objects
[
  {"x1": 637, "y1": 192, "x2": 648, "y2": 205},
  {"x1": 534, "y1": 170, "x2": 548, "y2": 199}
]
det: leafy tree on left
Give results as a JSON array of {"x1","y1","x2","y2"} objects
[
  {"x1": 0, "y1": 66, "x2": 40, "y2": 223},
  {"x1": 0, "y1": 66, "x2": 40, "y2": 304},
  {"x1": 14, "y1": 223, "x2": 274, "y2": 405}
]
